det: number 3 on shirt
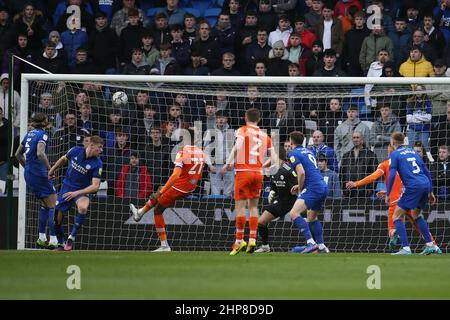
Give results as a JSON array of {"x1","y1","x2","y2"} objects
[{"x1": 407, "y1": 157, "x2": 421, "y2": 174}]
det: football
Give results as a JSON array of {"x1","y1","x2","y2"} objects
[{"x1": 112, "y1": 91, "x2": 128, "y2": 106}]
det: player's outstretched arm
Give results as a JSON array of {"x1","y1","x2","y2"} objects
[
  {"x1": 48, "y1": 155, "x2": 68, "y2": 179},
  {"x1": 346, "y1": 169, "x2": 384, "y2": 189},
  {"x1": 36, "y1": 142, "x2": 51, "y2": 171},
  {"x1": 15, "y1": 145, "x2": 26, "y2": 168},
  {"x1": 63, "y1": 177, "x2": 101, "y2": 201}
]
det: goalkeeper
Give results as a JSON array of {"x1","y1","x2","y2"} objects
[{"x1": 255, "y1": 146, "x2": 298, "y2": 253}]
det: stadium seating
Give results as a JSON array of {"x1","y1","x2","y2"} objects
[
  {"x1": 146, "y1": 7, "x2": 165, "y2": 20},
  {"x1": 183, "y1": 7, "x2": 201, "y2": 18},
  {"x1": 204, "y1": 7, "x2": 222, "y2": 26},
  {"x1": 190, "y1": 0, "x2": 217, "y2": 17}
]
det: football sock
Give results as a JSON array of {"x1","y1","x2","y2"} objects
[
  {"x1": 393, "y1": 219, "x2": 409, "y2": 248},
  {"x1": 293, "y1": 217, "x2": 313, "y2": 242},
  {"x1": 309, "y1": 220, "x2": 324, "y2": 245},
  {"x1": 54, "y1": 213, "x2": 65, "y2": 244},
  {"x1": 38, "y1": 206, "x2": 49, "y2": 234},
  {"x1": 414, "y1": 216, "x2": 432, "y2": 243},
  {"x1": 47, "y1": 207, "x2": 56, "y2": 237},
  {"x1": 249, "y1": 216, "x2": 258, "y2": 242},
  {"x1": 70, "y1": 213, "x2": 86, "y2": 238},
  {"x1": 141, "y1": 199, "x2": 157, "y2": 214},
  {"x1": 258, "y1": 224, "x2": 269, "y2": 245},
  {"x1": 235, "y1": 215, "x2": 246, "y2": 243},
  {"x1": 154, "y1": 213, "x2": 167, "y2": 243}
]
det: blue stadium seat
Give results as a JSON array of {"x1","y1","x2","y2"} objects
[
  {"x1": 190, "y1": 0, "x2": 215, "y2": 16},
  {"x1": 204, "y1": 7, "x2": 222, "y2": 26},
  {"x1": 216, "y1": 0, "x2": 225, "y2": 8},
  {"x1": 146, "y1": 7, "x2": 164, "y2": 19},
  {"x1": 179, "y1": 0, "x2": 193, "y2": 8},
  {"x1": 183, "y1": 7, "x2": 201, "y2": 18}
]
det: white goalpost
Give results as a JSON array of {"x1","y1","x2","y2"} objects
[{"x1": 17, "y1": 74, "x2": 450, "y2": 252}]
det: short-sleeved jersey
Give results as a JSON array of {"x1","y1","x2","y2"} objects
[
  {"x1": 377, "y1": 160, "x2": 404, "y2": 203},
  {"x1": 288, "y1": 146, "x2": 327, "y2": 190},
  {"x1": 172, "y1": 145, "x2": 205, "y2": 193},
  {"x1": 62, "y1": 146, "x2": 103, "y2": 191},
  {"x1": 388, "y1": 146, "x2": 431, "y2": 194},
  {"x1": 21, "y1": 128, "x2": 49, "y2": 177},
  {"x1": 234, "y1": 125, "x2": 272, "y2": 172}
]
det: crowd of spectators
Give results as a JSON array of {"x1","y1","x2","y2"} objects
[{"x1": 0, "y1": 0, "x2": 449, "y2": 201}]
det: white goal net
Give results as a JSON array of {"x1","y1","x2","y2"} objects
[{"x1": 17, "y1": 75, "x2": 450, "y2": 253}]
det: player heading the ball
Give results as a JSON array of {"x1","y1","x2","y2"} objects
[{"x1": 130, "y1": 131, "x2": 206, "y2": 252}]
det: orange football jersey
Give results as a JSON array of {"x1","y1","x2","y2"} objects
[
  {"x1": 172, "y1": 145, "x2": 205, "y2": 193},
  {"x1": 378, "y1": 159, "x2": 404, "y2": 203},
  {"x1": 234, "y1": 125, "x2": 272, "y2": 172}
]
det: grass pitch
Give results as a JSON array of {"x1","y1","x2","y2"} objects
[{"x1": 1, "y1": 251, "x2": 449, "y2": 300}]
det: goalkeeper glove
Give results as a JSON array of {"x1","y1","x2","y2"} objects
[{"x1": 268, "y1": 190, "x2": 276, "y2": 204}]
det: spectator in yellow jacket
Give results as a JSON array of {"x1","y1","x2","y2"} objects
[{"x1": 399, "y1": 45, "x2": 435, "y2": 77}]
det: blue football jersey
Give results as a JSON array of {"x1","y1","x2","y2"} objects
[
  {"x1": 387, "y1": 146, "x2": 432, "y2": 195},
  {"x1": 62, "y1": 146, "x2": 103, "y2": 191},
  {"x1": 21, "y1": 128, "x2": 49, "y2": 177},
  {"x1": 288, "y1": 147, "x2": 327, "y2": 190}
]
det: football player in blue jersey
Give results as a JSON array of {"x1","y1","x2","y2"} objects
[
  {"x1": 387, "y1": 132, "x2": 441, "y2": 255},
  {"x1": 48, "y1": 135, "x2": 104, "y2": 251},
  {"x1": 287, "y1": 131, "x2": 330, "y2": 254},
  {"x1": 15, "y1": 113, "x2": 58, "y2": 249}
]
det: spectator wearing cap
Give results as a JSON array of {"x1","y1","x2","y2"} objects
[
  {"x1": 341, "y1": 10, "x2": 370, "y2": 76},
  {"x1": 315, "y1": 2, "x2": 344, "y2": 58},
  {"x1": 257, "y1": 0, "x2": 278, "y2": 31},
  {"x1": 422, "y1": 12, "x2": 446, "y2": 60},
  {"x1": 334, "y1": 105, "x2": 370, "y2": 162},
  {"x1": 11, "y1": 3, "x2": 45, "y2": 55},
  {"x1": 317, "y1": 155, "x2": 342, "y2": 199},
  {"x1": 183, "y1": 50, "x2": 210, "y2": 75},
  {"x1": 236, "y1": 11, "x2": 259, "y2": 74},
  {"x1": 268, "y1": 14, "x2": 292, "y2": 47},
  {"x1": 429, "y1": 59, "x2": 450, "y2": 116},
  {"x1": 118, "y1": 7, "x2": 147, "y2": 66},
  {"x1": 170, "y1": 24, "x2": 190, "y2": 68},
  {"x1": 88, "y1": 10, "x2": 119, "y2": 74},
  {"x1": 141, "y1": 30, "x2": 159, "y2": 69},
  {"x1": 53, "y1": 0, "x2": 95, "y2": 33},
  {"x1": 266, "y1": 40, "x2": 290, "y2": 76},
  {"x1": 210, "y1": 11, "x2": 238, "y2": 56},
  {"x1": 399, "y1": 29, "x2": 437, "y2": 66},
  {"x1": 116, "y1": 151, "x2": 153, "y2": 199},
  {"x1": 0, "y1": 73, "x2": 20, "y2": 131},
  {"x1": 359, "y1": 24, "x2": 393, "y2": 73},
  {"x1": 434, "y1": 0, "x2": 450, "y2": 43},
  {"x1": 156, "y1": 0, "x2": 186, "y2": 27},
  {"x1": 305, "y1": 39, "x2": 323, "y2": 75},
  {"x1": 313, "y1": 48, "x2": 346, "y2": 76},
  {"x1": 152, "y1": 12, "x2": 171, "y2": 50},
  {"x1": 35, "y1": 41, "x2": 69, "y2": 73},
  {"x1": 71, "y1": 47, "x2": 98, "y2": 73},
  {"x1": 191, "y1": 21, "x2": 221, "y2": 70},
  {"x1": 404, "y1": 2, "x2": 421, "y2": 33},
  {"x1": 110, "y1": 0, "x2": 149, "y2": 37},
  {"x1": 60, "y1": 17, "x2": 88, "y2": 69},
  {"x1": 244, "y1": 28, "x2": 271, "y2": 75},
  {"x1": 122, "y1": 47, "x2": 151, "y2": 75},
  {"x1": 150, "y1": 43, "x2": 180, "y2": 75},
  {"x1": 388, "y1": 16, "x2": 411, "y2": 67},
  {"x1": 399, "y1": 45, "x2": 435, "y2": 77},
  {"x1": 291, "y1": 15, "x2": 317, "y2": 49},
  {"x1": 212, "y1": 52, "x2": 241, "y2": 76}
]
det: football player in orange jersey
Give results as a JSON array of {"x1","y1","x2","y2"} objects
[
  {"x1": 346, "y1": 145, "x2": 438, "y2": 251},
  {"x1": 222, "y1": 108, "x2": 277, "y2": 255},
  {"x1": 130, "y1": 131, "x2": 206, "y2": 252}
]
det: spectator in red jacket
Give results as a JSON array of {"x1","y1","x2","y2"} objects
[{"x1": 116, "y1": 151, "x2": 153, "y2": 199}]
